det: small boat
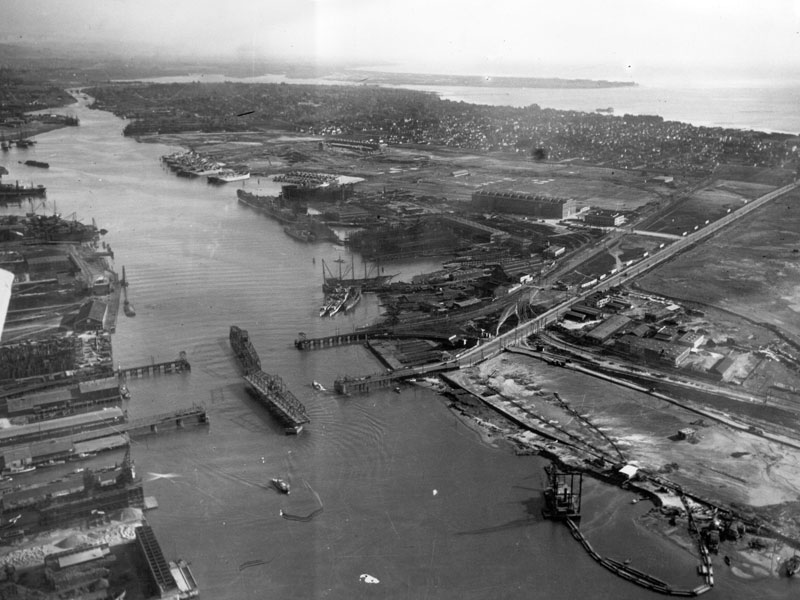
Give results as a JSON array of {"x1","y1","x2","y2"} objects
[
  {"x1": 5, "y1": 464, "x2": 35, "y2": 475},
  {"x1": 271, "y1": 478, "x2": 290, "y2": 494},
  {"x1": 208, "y1": 169, "x2": 250, "y2": 183},
  {"x1": 786, "y1": 554, "x2": 800, "y2": 576},
  {"x1": 312, "y1": 381, "x2": 326, "y2": 391},
  {"x1": 724, "y1": 555, "x2": 731, "y2": 566},
  {"x1": 123, "y1": 300, "x2": 136, "y2": 317}
]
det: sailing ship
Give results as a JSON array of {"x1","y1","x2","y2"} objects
[{"x1": 321, "y1": 256, "x2": 394, "y2": 293}]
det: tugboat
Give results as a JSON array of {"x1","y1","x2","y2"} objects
[{"x1": 271, "y1": 478, "x2": 290, "y2": 494}]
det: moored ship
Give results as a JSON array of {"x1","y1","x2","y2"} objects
[
  {"x1": 283, "y1": 225, "x2": 316, "y2": 243},
  {"x1": 0, "y1": 180, "x2": 47, "y2": 199},
  {"x1": 344, "y1": 286, "x2": 362, "y2": 312},
  {"x1": 207, "y1": 169, "x2": 250, "y2": 183}
]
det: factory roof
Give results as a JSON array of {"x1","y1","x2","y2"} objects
[{"x1": 0, "y1": 407, "x2": 124, "y2": 442}]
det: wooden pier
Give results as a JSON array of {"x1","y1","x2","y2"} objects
[
  {"x1": 124, "y1": 405, "x2": 208, "y2": 435},
  {"x1": 118, "y1": 352, "x2": 190, "y2": 379},
  {"x1": 333, "y1": 361, "x2": 458, "y2": 394},
  {"x1": 295, "y1": 331, "x2": 375, "y2": 350}
]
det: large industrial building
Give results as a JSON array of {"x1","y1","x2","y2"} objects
[{"x1": 471, "y1": 190, "x2": 577, "y2": 219}]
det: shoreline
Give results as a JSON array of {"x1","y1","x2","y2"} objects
[{"x1": 104, "y1": 73, "x2": 800, "y2": 136}]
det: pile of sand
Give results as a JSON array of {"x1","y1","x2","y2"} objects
[{"x1": 56, "y1": 532, "x2": 90, "y2": 549}]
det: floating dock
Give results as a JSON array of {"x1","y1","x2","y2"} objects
[
  {"x1": 244, "y1": 370, "x2": 309, "y2": 434},
  {"x1": 230, "y1": 325, "x2": 309, "y2": 434}
]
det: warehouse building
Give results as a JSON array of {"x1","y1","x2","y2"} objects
[
  {"x1": 586, "y1": 315, "x2": 631, "y2": 344},
  {"x1": 584, "y1": 209, "x2": 626, "y2": 227},
  {"x1": 471, "y1": 190, "x2": 577, "y2": 219}
]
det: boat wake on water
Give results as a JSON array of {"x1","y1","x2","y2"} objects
[
  {"x1": 279, "y1": 479, "x2": 324, "y2": 522},
  {"x1": 238, "y1": 559, "x2": 269, "y2": 571}
]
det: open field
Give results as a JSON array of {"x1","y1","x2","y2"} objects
[
  {"x1": 637, "y1": 186, "x2": 800, "y2": 347},
  {"x1": 146, "y1": 131, "x2": 671, "y2": 209},
  {"x1": 636, "y1": 178, "x2": 774, "y2": 236}
]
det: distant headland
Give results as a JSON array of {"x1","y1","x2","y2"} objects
[{"x1": 328, "y1": 70, "x2": 637, "y2": 89}]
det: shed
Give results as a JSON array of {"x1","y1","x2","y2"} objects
[
  {"x1": 564, "y1": 310, "x2": 589, "y2": 322},
  {"x1": 677, "y1": 331, "x2": 706, "y2": 349},
  {"x1": 75, "y1": 300, "x2": 107, "y2": 331},
  {"x1": 586, "y1": 315, "x2": 631, "y2": 344},
  {"x1": 711, "y1": 355, "x2": 737, "y2": 381}
]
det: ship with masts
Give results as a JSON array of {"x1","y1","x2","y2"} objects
[{"x1": 321, "y1": 256, "x2": 394, "y2": 293}]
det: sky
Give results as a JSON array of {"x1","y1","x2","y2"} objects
[{"x1": 2, "y1": 0, "x2": 800, "y2": 83}]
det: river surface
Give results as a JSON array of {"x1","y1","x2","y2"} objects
[{"x1": 0, "y1": 100, "x2": 792, "y2": 598}]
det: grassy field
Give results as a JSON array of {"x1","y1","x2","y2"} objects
[{"x1": 637, "y1": 186, "x2": 800, "y2": 346}]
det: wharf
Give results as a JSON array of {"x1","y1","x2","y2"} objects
[
  {"x1": 295, "y1": 330, "x2": 376, "y2": 350},
  {"x1": 118, "y1": 352, "x2": 190, "y2": 378},
  {"x1": 294, "y1": 330, "x2": 463, "y2": 351},
  {"x1": 243, "y1": 371, "x2": 309, "y2": 434},
  {"x1": 124, "y1": 405, "x2": 208, "y2": 435},
  {"x1": 105, "y1": 273, "x2": 121, "y2": 333},
  {"x1": 333, "y1": 361, "x2": 458, "y2": 394}
]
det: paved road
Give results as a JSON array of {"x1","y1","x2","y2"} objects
[{"x1": 454, "y1": 181, "x2": 799, "y2": 366}]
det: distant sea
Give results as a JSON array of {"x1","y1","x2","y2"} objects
[
  {"x1": 128, "y1": 71, "x2": 800, "y2": 135},
  {"x1": 396, "y1": 82, "x2": 800, "y2": 135}
]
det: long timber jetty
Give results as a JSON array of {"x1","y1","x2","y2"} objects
[
  {"x1": 334, "y1": 361, "x2": 458, "y2": 394},
  {"x1": 118, "y1": 352, "x2": 191, "y2": 378},
  {"x1": 230, "y1": 325, "x2": 309, "y2": 434}
]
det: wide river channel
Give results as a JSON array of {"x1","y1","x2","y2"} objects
[{"x1": 0, "y1": 97, "x2": 787, "y2": 599}]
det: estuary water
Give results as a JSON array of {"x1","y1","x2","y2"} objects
[{"x1": 0, "y1": 100, "x2": 791, "y2": 599}]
